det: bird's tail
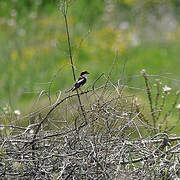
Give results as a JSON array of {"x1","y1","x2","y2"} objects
[{"x1": 65, "y1": 87, "x2": 74, "y2": 93}]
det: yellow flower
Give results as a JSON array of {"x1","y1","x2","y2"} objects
[
  {"x1": 22, "y1": 46, "x2": 36, "y2": 60},
  {"x1": 119, "y1": 42, "x2": 126, "y2": 53},
  {"x1": 11, "y1": 50, "x2": 18, "y2": 60},
  {"x1": 112, "y1": 42, "x2": 126, "y2": 54},
  {"x1": 166, "y1": 32, "x2": 176, "y2": 41},
  {"x1": 122, "y1": 0, "x2": 135, "y2": 6}
]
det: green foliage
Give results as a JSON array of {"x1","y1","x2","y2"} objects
[
  {"x1": 70, "y1": 0, "x2": 105, "y2": 26},
  {"x1": 0, "y1": 0, "x2": 56, "y2": 16},
  {"x1": 0, "y1": 0, "x2": 180, "y2": 117}
]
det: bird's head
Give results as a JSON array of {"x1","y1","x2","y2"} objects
[{"x1": 80, "y1": 70, "x2": 90, "y2": 77}]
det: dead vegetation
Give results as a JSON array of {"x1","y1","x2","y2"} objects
[{"x1": 0, "y1": 80, "x2": 180, "y2": 179}]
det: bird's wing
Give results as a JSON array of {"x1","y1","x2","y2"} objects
[
  {"x1": 65, "y1": 77, "x2": 84, "y2": 93},
  {"x1": 76, "y1": 76, "x2": 85, "y2": 83}
]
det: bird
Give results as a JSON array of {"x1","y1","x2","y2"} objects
[{"x1": 65, "y1": 70, "x2": 90, "y2": 92}]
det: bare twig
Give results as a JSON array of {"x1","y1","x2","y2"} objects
[{"x1": 62, "y1": 1, "x2": 87, "y2": 124}]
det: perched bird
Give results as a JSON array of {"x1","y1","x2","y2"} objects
[{"x1": 65, "y1": 70, "x2": 90, "y2": 92}]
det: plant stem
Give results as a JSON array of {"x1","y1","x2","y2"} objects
[{"x1": 63, "y1": 5, "x2": 87, "y2": 124}]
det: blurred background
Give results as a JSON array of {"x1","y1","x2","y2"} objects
[{"x1": 0, "y1": 0, "x2": 180, "y2": 111}]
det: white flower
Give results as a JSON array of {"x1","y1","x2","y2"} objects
[
  {"x1": 163, "y1": 85, "x2": 172, "y2": 92},
  {"x1": 176, "y1": 104, "x2": 180, "y2": 110},
  {"x1": 30, "y1": 129, "x2": 34, "y2": 134},
  {"x1": 3, "y1": 105, "x2": 10, "y2": 114},
  {"x1": 11, "y1": 9, "x2": 17, "y2": 17},
  {"x1": 176, "y1": 90, "x2": 180, "y2": 95},
  {"x1": 141, "y1": 69, "x2": 146, "y2": 76},
  {"x1": 29, "y1": 12, "x2": 37, "y2": 19},
  {"x1": 0, "y1": 126, "x2": 5, "y2": 131},
  {"x1": 119, "y1": 21, "x2": 129, "y2": 30},
  {"x1": 130, "y1": 33, "x2": 140, "y2": 46},
  {"x1": 14, "y1": 110, "x2": 21, "y2": 116},
  {"x1": 18, "y1": 29, "x2": 25, "y2": 37},
  {"x1": 122, "y1": 112, "x2": 128, "y2": 116},
  {"x1": 8, "y1": 19, "x2": 16, "y2": 27}
]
